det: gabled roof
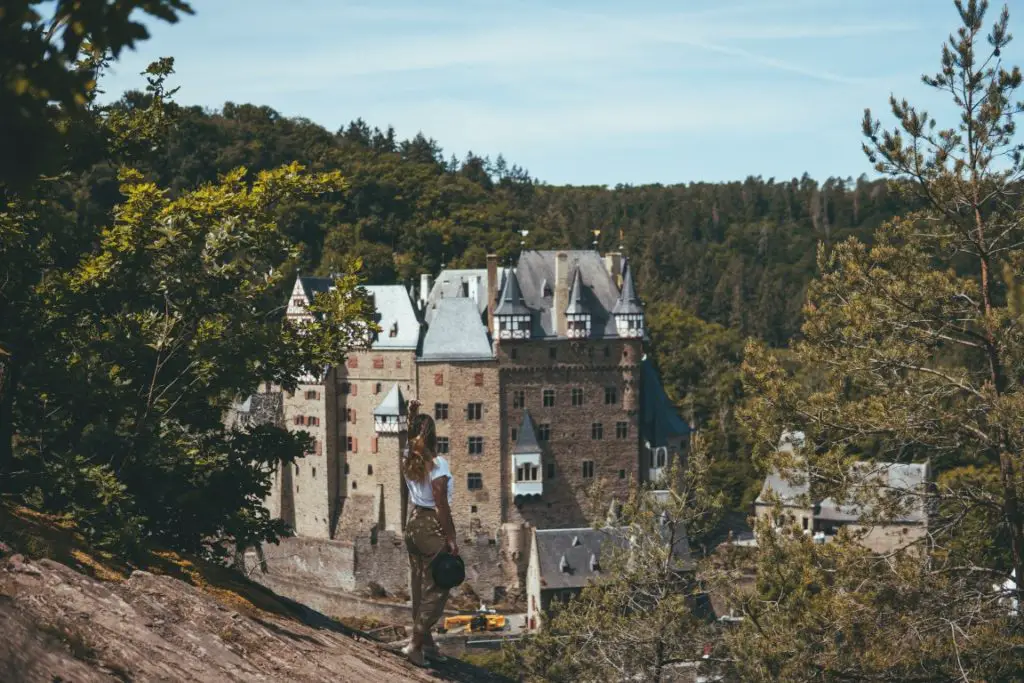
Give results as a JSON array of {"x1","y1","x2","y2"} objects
[
  {"x1": 755, "y1": 469, "x2": 810, "y2": 506},
  {"x1": 225, "y1": 392, "x2": 283, "y2": 430},
  {"x1": 639, "y1": 357, "x2": 690, "y2": 449},
  {"x1": 364, "y1": 285, "x2": 420, "y2": 350},
  {"x1": 534, "y1": 528, "x2": 629, "y2": 590},
  {"x1": 612, "y1": 261, "x2": 643, "y2": 316},
  {"x1": 564, "y1": 268, "x2": 589, "y2": 315},
  {"x1": 423, "y1": 267, "x2": 507, "y2": 324},
  {"x1": 373, "y1": 384, "x2": 407, "y2": 417},
  {"x1": 419, "y1": 297, "x2": 493, "y2": 361},
  {"x1": 494, "y1": 267, "x2": 531, "y2": 316},
  {"x1": 515, "y1": 250, "x2": 622, "y2": 338},
  {"x1": 298, "y1": 275, "x2": 334, "y2": 302},
  {"x1": 513, "y1": 411, "x2": 541, "y2": 455}
]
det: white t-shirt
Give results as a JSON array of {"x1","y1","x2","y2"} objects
[{"x1": 403, "y1": 451, "x2": 455, "y2": 509}]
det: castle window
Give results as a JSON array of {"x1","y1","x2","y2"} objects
[
  {"x1": 511, "y1": 428, "x2": 518, "y2": 442},
  {"x1": 344, "y1": 463, "x2": 350, "y2": 475},
  {"x1": 293, "y1": 298, "x2": 304, "y2": 308},
  {"x1": 434, "y1": 372, "x2": 444, "y2": 386},
  {"x1": 307, "y1": 416, "x2": 320, "y2": 427},
  {"x1": 542, "y1": 389, "x2": 555, "y2": 407},
  {"x1": 591, "y1": 423, "x2": 604, "y2": 440},
  {"x1": 347, "y1": 357, "x2": 358, "y2": 369},
  {"x1": 352, "y1": 480, "x2": 357, "y2": 490},
  {"x1": 371, "y1": 437, "x2": 378, "y2": 453},
  {"x1": 510, "y1": 348, "x2": 518, "y2": 360},
  {"x1": 367, "y1": 465, "x2": 373, "y2": 475},
  {"x1": 395, "y1": 358, "x2": 402, "y2": 369},
  {"x1": 538, "y1": 424, "x2": 551, "y2": 442},
  {"x1": 347, "y1": 436, "x2": 358, "y2": 452},
  {"x1": 435, "y1": 403, "x2": 449, "y2": 420},
  {"x1": 512, "y1": 391, "x2": 525, "y2": 409},
  {"x1": 346, "y1": 408, "x2": 355, "y2": 423},
  {"x1": 373, "y1": 357, "x2": 385, "y2": 369},
  {"x1": 293, "y1": 415, "x2": 305, "y2": 425},
  {"x1": 468, "y1": 436, "x2": 484, "y2": 455},
  {"x1": 471, "y1": 505, "x2": 478, "y2": 514},
  {"x1": 466, "y1": 403, "x2": 482, "y2": 420},
  {"x1": 547, "y1": 463, "x2": 556, "y2": 479},
  {"x1": 604, "y1": 346, "x2": 610, "y2": 358},
  {"x1": 619, "y1": 469, "x2": 626, "y2": 479},
  {"x1": 616, "y1": 421, "x2": 629, "y2": 439},
  {"x1": 516, "y1": 463, "x2": 539, "y2": 482},
  {"x1": 582, "y1": 461, "x2": 595, "y2": 479},
  {"x1": 474, "y1": 372, "x2": 484, "y2": 387},
  {"x1": 467, "y1": 473, "x2": 483, "y2": 490},
  {"x1": 305, "y1": 390, "x2": 319, "y2": 400},
  {"x1": 375, "y1": 382, "x2": 382, "y2": 394},
  {"x1": 549, "y1": 347, "x2": 557, "y2": 360},
  {"x1": 437, "y1": 437, "x2": 450, "y2": 454},
  {"x1": 604, "y1": 387, "x2": 618, "y2": 405},
  {"x1": 312, "y1": 467, "x2": 316, "y2": 478},
  {"x1": 572, "y1": 388, "x2": 584, "y2": 406}
]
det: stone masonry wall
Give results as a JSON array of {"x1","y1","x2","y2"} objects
[
  {"x1": 415, "y1": 360, "x2": 503, "y2": 538},
  {"x1": 498, "y1": 338, "x2": 643, "y2": 529},
  {"x1": 282, "y1": 377, "x2": 333, "y2": 538},
  {"x1": 334, "y1": 349, "x2": 417, "y2": 538}
]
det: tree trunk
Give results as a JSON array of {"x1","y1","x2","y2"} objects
[{"x1": 0, "y1": 354, "x2": 17, "y2": 489}]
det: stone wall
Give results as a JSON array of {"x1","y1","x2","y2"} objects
[
  {"x1": 498, "y1": 338, "x2": 643, "y2": 528},
  {"x1": 334, "y1": 349, "x2": 417, "y2": 538},
  {"x1": 251, "y1": 531, "x2": 524, "y2": 608},
  {"x1": 281, "y1": 375, "x2": 335, "y2": 538}
]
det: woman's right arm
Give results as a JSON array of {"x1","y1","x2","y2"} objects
[{"x1": 432, "y1": 476, "x2": 458, "y2": 556}]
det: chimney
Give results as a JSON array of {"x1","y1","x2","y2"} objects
[
  {"x1": 486, "y1": 254, "x2": 498, "y2": 332},
  {"x1": 419, "y1": 273, "x2": 432, "y2": 306},
  {"x1": 554, "y1": 251, "x2": 570, "y2": 337},
  {"x1": 604, "y1": 252, "x2": 623, "y2": 288}
]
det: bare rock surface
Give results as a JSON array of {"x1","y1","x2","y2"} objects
[{"x1": 0, "y1": 554, "x2": 506, "y2": 682}]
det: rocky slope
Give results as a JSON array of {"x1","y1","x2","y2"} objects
[{"x1": 0, "y1": 508, "x2": 509, "y2": 682}]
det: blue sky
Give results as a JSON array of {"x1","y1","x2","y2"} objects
[{"x1": 97, "y1": 0, "x2": 1024, "y2": 186}]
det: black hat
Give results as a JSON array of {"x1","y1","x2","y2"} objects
[{"x1": 431, "y1": 551, "x2": 466, "y2": 590}]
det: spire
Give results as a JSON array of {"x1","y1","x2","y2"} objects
[
  {"x1": 373, "y1": 384, "x2": 407, "y2": 418},
  {"x1": 613, "y1": 261, "x2": 643, "y2": 316},
  {"x1": 564, "y1": 268, "x2": 589, "y2": 315},
  {"x1": 512, "y1": 411, "x2": 541, "y2": 454},
  {"x1": 494, "y1": 267, "x2": 530, "y2": 316}
]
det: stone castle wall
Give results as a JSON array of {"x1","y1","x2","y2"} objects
[{"x1": 499, "y1": 338, "x2": 643, "y2": 528}]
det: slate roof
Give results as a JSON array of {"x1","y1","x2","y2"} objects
[
  {"x1": 363, "y1": 285, "x2": 420, "y2": 350},
  {"x1": 513, "y1": 411, "x2": 541, "y2": 455},
  {"x1": 756, "y1": 469, "x2": 810, "y2": 506},
  {"x1": 424, "y1": 267, "x2": 507, "y2": 324},
  {"x1": 298, "y1": 275, "x2": 334, "y2": 301},
  {"x1": 494, "y1": 267, "x2": 531, "y2": 316},
  {"x1": 564, "y1": 268, "x2": 589, "y2": 315},
  {"x1": 639, "y1": 357, "x2": 691, "y2": 449},
  {"x1": 535, "y1": 522, "x2": 694, "y2": 590},
  {"x1": 373, "y1": 384, "x2": 407, "y2": 417},
  {"x1": 612, "y1": 261, "x2": 643, "y2": 316},
  {"x1": 419, "y1": 297, "x2": 494, "y2": 361},
  {"x1": 817, "y1": 462, "x2": 931, "y2": 524},
  {"x1": 515, "y1": 250, "x2": 623, "y2": 338},
  {"x1": 535, "y1": 527, "x2": 629, "y2": 590}
]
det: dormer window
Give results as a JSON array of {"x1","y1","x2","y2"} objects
[
  {"x1": 565, "y1": 269, "x2": 591, "y2": 339},
  {"x1": 389, "y1": 321, "x2": 398, "y2": 338},
  {"x1": 590, "y1": 553, "x2": 600, "y2": 571},
  {"x1": 494, "y1": 268, "x2": 532, "y2": 340}
]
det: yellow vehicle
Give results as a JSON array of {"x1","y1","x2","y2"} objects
[{"x1": 441, "y1": 612, "x2": 507, "y2": 633}]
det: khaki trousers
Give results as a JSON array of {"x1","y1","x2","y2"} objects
[{"x1": 405, "y1": 506, "x2": 450, "y2": 637}]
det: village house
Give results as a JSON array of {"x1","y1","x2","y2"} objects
[{"x1": 754, "y1": 432, "x2": 933, "y2": 554}]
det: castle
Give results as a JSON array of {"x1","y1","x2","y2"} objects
[{"x1": 239, "y1": 249, "x2": 690, "y2": 601}]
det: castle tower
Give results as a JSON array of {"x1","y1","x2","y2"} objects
[
  {"x1": 373, "y1": 383, "x2": 408, "y2": 533},
  {"x1": 612, "y1": 260, "x2": 645, "y2": 339},
  {"x1": 564, "y1": 267, "x2": 592, "y2": 339}
]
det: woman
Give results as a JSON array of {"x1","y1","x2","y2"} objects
[{"x1": 401, "y1": 399, "x2": 459, "y2": 667}]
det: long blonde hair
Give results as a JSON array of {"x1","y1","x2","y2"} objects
[{"x1": 403, "y1": 401, "x2": 437, "y2": 482}]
